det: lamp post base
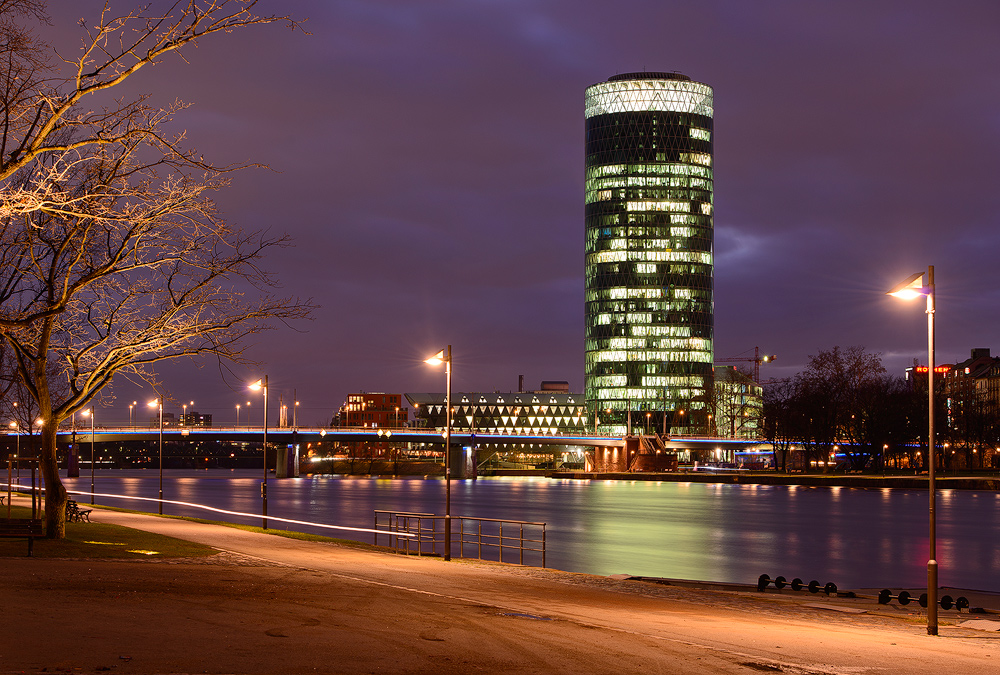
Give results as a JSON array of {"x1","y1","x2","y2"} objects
[
  {"x1": 444, "y1": 513, "x2": 451, "y2": 561},
  {"x1": 927, "y1": 559, "x2": 938, "y2": 635}
]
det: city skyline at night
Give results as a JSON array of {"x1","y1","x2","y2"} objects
[{"x1": 27, "y1": 1, "x2": 1000, "y2": 426}]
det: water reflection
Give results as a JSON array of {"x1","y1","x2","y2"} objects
[{"x1": 61, "y1": 470, "x2": 1000, "y2": 591}]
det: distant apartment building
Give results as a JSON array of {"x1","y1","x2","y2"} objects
[
  {"x1": 149, "y1": 412, "x2": 177, "y2": 427},
  {"x1": 712, "y1": 366, "x2": 762, "y2": 439},
  {"x1": 338, "y1": 393, "x2": 407, "y2": 428},
  {"x1": 179, "y1": 411, "x2": 212, "y2": 427},
  {"x1": 942, "y1": 348, "x2": 1000, "y2": 439}
]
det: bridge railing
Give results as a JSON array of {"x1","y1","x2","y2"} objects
[{"x1": 374, "y1": 510, "x2": 546, "y2": 567}]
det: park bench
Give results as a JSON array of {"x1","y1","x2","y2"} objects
[
  {"x1": 0, "y1": 517, "x2": 44, "y2": 556},
  {"x1": 66, "y1": 499, "x2": 93, "y2": 523}
]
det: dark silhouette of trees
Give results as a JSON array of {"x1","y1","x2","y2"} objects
[
  {"x1": 761, "y1": 378, "x2": 796, "y2": 472},
  {"x1": 762, "y1": 346, "x2": 921, "y2": 472}
]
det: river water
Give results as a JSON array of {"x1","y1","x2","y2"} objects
[{"x1": 54, "y1": 470, "x2": 1000, "y2": 592}]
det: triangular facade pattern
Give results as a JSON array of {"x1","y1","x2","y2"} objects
[{"x1": 404, "y1": 392, "x2": 589, "y2": 437}]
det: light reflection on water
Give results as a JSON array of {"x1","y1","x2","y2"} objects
[{"x1": 60, "y1": 470, "x2": 1000, "y2": 591}]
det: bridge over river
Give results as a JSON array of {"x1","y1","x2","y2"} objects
[
  {"x1": 28, "y1": 425, "x2": 765, "y2": 451},
  {"x1": 6, "y1": 426, "x2": 769, "y2": 475}
]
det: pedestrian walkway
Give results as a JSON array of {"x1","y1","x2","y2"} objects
[{"x1": 2, "y1": 506, "x2": 998, "y2": 674}]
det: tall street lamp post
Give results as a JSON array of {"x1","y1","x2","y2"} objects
[
  {"x1": 250, "y1": 376, "x2": 269, "y2": 529},
  {"x1": 9, "y1": 421, "x2": 18, "y2": 483},
  {"x1": 425, "y1": 346, "x2": 452, "y2": 561},
  {"x1": 888, "y1": 265, "x2": 937, "y2": 636},
  {"x1": 148, "y1": 398, "x2": 164, "y2": 514}
]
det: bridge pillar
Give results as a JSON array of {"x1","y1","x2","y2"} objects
[
  {"x1": 274, "y1": 445, "x2": 301, "y2": 479},
  {"x1": 275, "y1": 447, "x2": 289, "y2": 478},
  {"x1": 67, "y1": 444, "x2": 80, "y2": 478},
  {"x1": 456, "y1": 444, "x2": 478, "y2": 480}
]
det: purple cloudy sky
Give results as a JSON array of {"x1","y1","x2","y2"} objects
[{"x1": 46, "y1": 1, "x2": 1000, "y2": 425}]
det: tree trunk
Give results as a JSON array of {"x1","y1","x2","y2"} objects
[{"x1": 39, "y1": 424, "x2": 67, "y2": 538}]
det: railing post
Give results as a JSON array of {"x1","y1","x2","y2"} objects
[{"x1": 520, "y1": 523, "x2": 524, "y2": 565}]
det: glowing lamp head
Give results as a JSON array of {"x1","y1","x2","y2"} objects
[
  {"x1": 249, "y1": 379, "x2": 263, "y2": 391},
  {"x1": 424, "y1": 349, "x2": 445, "y2": 366},
  {"x1": 887, "y1": 272, "x2": 927, "y2": 300}
]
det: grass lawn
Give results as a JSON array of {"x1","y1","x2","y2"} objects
[
  {"x1": 1, "y1": 501, "x2": 388, "y2": 559},
  {"x1": 0, "y1": 504, "x2": 217, "y2": 559}
]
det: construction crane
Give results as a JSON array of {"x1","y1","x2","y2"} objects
[{"x1": 717, "y1": 346, "x2": 776, "y2": 383}]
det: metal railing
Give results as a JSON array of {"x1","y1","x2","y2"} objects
[
  {"x1": 373, "y1": 510, "x2": 440, "y2": 556},
  {"x1": 374, "y1": 510, "x2": 546, "y2": 567}
]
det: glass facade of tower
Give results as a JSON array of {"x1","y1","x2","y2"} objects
[{"x1": 584, "y1": 72, "x2": 714, "y2": 436}]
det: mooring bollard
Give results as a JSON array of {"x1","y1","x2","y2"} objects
[
  {"x1": 879, "y1": 590, "x2": 969, "y2": 611},
  {"x1": 757, "y1": 574, "x2": 837, "y2": 595},
  {"x1": 878, "y1": 589, "x2": 914, "y2": 605}
]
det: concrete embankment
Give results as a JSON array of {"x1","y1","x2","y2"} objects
[{"x1": 546, "y1": 471, "x2": 1000, "y2": 490}]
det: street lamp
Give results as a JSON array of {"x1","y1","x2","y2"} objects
[
  {"x1": 425, "y1": 346, "x2": 452, "y2": 561},
  {"x1": 236, "y1": 403, "x2": 241, "y2": 428},
  {"x1": 81, "y1": 408, "x2": 96, "y2": 504},
  {"x1": 888, "y1": 265, "x2": 938, "y2": 636},
  {"x1": 9, "y1": 421, "x2": 18, "y2": 484},
  {"x1": 250, "y1": 376, "x2": 269, "y2": 529},
  {"x1": 129, "y1": 401, "x2": 136, "y2": 429},
  {"x1": 148, "y1": 398, "x2": 164, "y2": 514},
  {"x1": 182, "y1": 401, "x2": 193, "y2": 426}
]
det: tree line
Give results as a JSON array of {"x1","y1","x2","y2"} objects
[{"x1": 762, "y1": 346, "x2": 1000, "y2": 472}]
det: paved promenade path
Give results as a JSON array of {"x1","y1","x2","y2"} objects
[{"x1": 3, "y1": 509, "x2": 998, "y2": 674}]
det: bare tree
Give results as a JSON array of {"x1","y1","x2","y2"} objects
[
  {"x1": 761, "y1": 378, "x2": 796, "y2": 472},
  {"x1": 0, "y1": 2, "x2": 309, "y2": 538},
  {"x1": 713, "y1": 364, "x2": 762, "y2": 439}
]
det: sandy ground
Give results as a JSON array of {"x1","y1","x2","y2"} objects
[{"x1": 2, "y1": 508, "x2": 999, "y2": 674}]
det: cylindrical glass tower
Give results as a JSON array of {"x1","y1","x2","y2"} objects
[{"x1": 584, "y1": 72, "x2": 714, "y2": 436}]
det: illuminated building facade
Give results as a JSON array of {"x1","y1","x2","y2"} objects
[
  {"x1": 585, "y1": 72, "x2": 714, "y2": 435},
  {"x1": 713, "y1": 366, "x2": 762, "y2": 440},
  {"x1": 338, "y1": 393, "x2": 407, "y2": 428},
  {"x1": 405, "y1": 388, "x2": 589, "y2": 470},
  {"x1": 406, "y1": 390, "x2": 587, "y2": 436}
]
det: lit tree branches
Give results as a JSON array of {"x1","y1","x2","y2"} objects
[{"x1": 0, "y1": 2, "x2": 310, "y2": 537}]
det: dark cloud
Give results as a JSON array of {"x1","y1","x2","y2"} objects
[{"x1": 38, "y1": 1, "x2": 1000, "y2": 423}]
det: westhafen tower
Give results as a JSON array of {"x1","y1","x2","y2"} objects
[{"x1": 584, "y1": 72, "x2": 714, "y2": 436}]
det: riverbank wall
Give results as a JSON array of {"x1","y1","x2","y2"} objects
[{"x1": 544, "y1": 470, "x2": 1000, "y2": 490}]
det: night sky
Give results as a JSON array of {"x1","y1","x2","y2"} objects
[{"x1": 45, "y1": 1, "x2": 1000, "y2": 426}]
